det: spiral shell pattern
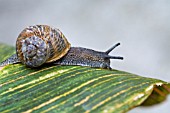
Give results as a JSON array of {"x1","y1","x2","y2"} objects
[{"x1": 16, "y1": 25, "x2": 71, "y2": 67}]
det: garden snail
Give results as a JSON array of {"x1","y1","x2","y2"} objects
[{"x1": 0, "y1": 25, "x2": 123, "y2": 69}]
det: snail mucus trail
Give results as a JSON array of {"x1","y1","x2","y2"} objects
[{"x1": 0, "y1": 25, "x2": 123, "y2": 69}]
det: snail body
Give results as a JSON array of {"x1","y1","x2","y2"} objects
[
  {"x1": 0, "y1": 25, "x2": 123, "y2": 69},
  {"x1": 54, "y1": 45, "x2": 122, "y2": 69}
]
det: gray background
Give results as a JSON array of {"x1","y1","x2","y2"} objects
[{"x1": 0, "y1": 0, "x2": 169, "y2": 113}]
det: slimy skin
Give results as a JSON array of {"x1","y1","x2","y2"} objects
[{"x1": 54, "y1": 45, "x2": 123, "y2": 69}]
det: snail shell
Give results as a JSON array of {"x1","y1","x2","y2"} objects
[
  {"x1": 0, "y1": 25, "x2": 123, "y2": 69},
  {"x1": 16, "y1": 25, "x2": 70, "y2": 67}
]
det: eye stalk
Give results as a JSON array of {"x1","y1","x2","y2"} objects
[{"x1": 105, "y1": 43, "x2": 123, "y2": 60}]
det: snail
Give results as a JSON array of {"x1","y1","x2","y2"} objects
[{"x1": 0, "y1": 25, "x2": 123, "y2": 69}]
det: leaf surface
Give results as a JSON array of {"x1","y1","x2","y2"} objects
[{"x1": 0, "y1": 43, "x2": 170, "y2": 113}]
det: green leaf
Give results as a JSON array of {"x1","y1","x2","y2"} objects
[{"x1": 0, "y1": 43, "x2": 170, "y2": 113}]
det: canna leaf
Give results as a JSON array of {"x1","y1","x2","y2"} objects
[{"x1": 0, "y1": 43, "x2": 169, "y2": 113}]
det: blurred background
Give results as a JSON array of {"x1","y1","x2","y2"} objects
[{"x1": 0, "y1": 0, "x2": 169, "y2": 112}]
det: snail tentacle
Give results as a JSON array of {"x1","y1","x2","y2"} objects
[{"x1": 105, "y1": 43, "x2": 120, "y2": 54}]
